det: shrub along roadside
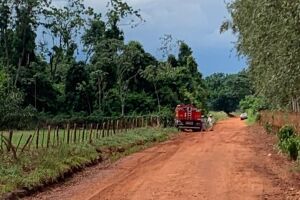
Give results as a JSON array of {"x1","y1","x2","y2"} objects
[
  {"x1": 245, "y1": 109, "x2": 261, "y2": 125},
  {"x1": 239, "y1": 95, "x2": 269, "y2": 125},
  {"x1": 209, "y1": 111, "x2": 228, "y2": 122},
  {"x1": 276, "y1": 125, "x2": 300, "y2": 161},
  {"x1": 0, "y1": 127, "x2": 178, "y2": 198}
]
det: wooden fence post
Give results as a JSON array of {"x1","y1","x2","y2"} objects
[
  {"x1": 47, "y1": 125, "x2": 51, "y2": 148},
  {"x1": 139, "y1": 117, "x2": 142, "y2": 127},
  {"x1": 82, "y1": 124, "x2": 85, "y2": 142},
  {"x1": 52, "y1": 126, "x2": 56, "y2": 147},
  {"x1": 151, "y1": 116, "x2": 153, "y2": 127},
  {"x1": 7, "y1": 130, "x2": 13, "y2": 152},
  {"x1": 21, "y1": 135, "x2": 32, "y2": 153},
  {"x1": 0, "y1": 132, "x2": 3, "y2": 151},
  {"x1": 102, "y1": 122, "x2": 105, "y2": 137},
  {"x1": 89, "y1": 124, "x2": 93, "y2": 143},
  {"x1": 16, "y1": 134, "x2": 24, "y2": 152},
  {"x1": 123, "y1": 119, "x2": 126, "y2": 133},
  {"x1": 122, "y1": 118, "x2": 125, "y2": 132},
  {"x1": 73, "y1": 123, "x2": 77, "y2": 143},
  {"x1": 112, "y1": 120, "x2": 116, "y2": 135},
  {"x1": 63, "y1": 126, "x2": 66, "y2": 143},
  {"x1": 36, "y1": 128, "x2": 40, "y2": 149},
  {"x1": 41, "y1": 128, "x2": 45, "y2": 148},
  {"x1": 66, "y1": 124, "x2": 70, "y2": 144},
  {"x1": 129, "y1": 118, "x2": 131, "y2": 129},
  {"x1": 132, "y1": 118, "x2": 135, "y2": 129},
  {"x1": 106, "y1": 121, "x2": 110, "y2": 136},
  {"x1": 96, "y1": 123, "x2": 99, "y2": 139},
  {"x1": 86, "y1": 124, "x2": 89, "y2": 141},
  {"x1": 55, "y1": 126, "x2": 59, "y2": 146},
  {"x1": 7, "y1": 131, "x2": 17, "y2": 159},
  {"x1": 121, "y1": 119, "x2": 124, "y2": 133},
  {"x1": 127, "y1": 118, "x2": 130, "y2": 130},
  {"x1": 29, "y1": 129, "x2": 37, "y2": 150},
  {"x1": 132, "y1": 117, "x2": 136, "y2": 129},
  {"x1": 146, "y1": 116, "x2": 148, "y2": 127},
  {"x1": 116, "y1": 120, "x2": 119, "y2": 134},
  {"x1": 110, "y1": 120, "x2": 113, "y2": 135}
]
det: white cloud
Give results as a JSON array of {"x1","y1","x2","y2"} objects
[{"x1": 83, "y1": 0, "x2": 243, "y2": 74}]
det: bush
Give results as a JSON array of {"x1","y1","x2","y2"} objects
[
  {"x1": 277, "y1": 125, "x2": 300, "y2": 161},
  {"x1": 209, "y1": 111, "x2": 228, "y2": 122},
  {"x1": 239, "y1": 95, "x2": 269, "y2": 113},
  {"x1": 278, "y1": 125, "x2": 296, "y2": 142},
  {"x1": 157, "y1": 107, "x2": 174, "y2": 127},
  {"x1": 278, "y1": 137, "x2": 300, "y2": 161},
  {"x1": 287, "y1": 138, "x2": 300, "y2": 161}
]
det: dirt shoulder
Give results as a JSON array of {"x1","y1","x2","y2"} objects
[{"x1": 26, "y1": 118, "x2": 300, "y2": 200}]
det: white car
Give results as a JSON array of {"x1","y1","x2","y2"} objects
[{"x1": 240, "y1": 113, "x2": 248, "y2": 120}]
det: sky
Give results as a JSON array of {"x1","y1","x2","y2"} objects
[{"x1": 85, "y1": 0, "x2": 246, "y2": 76}]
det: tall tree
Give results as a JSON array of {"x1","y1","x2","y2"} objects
[
  {"x1": 65, "y1": 62, "x2": 92, "y2": 113},
  {"x1": 178, "y1": 42, "x2": 193, "y2": 66},
  {"x1": 223, "y1": 0, "x2": 300, "y2": 111},
  {"x1": 42, "y1": 0, "x2": 90, "y2": 81}
]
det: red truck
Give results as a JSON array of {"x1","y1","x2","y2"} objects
[{"x1": 175, "y1": 104, "x2": 202, "y2": 131}]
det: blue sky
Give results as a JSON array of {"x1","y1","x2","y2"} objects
[{"x1": 85, "y1": 0, "x2": 246, "y2": 76}]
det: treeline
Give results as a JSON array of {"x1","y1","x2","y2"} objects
[
  {"x1": 0, "y1": 0, "x2": 207, "y2": 129},
  {"x1": 205, "y1": 71, "x2": 252, "y2": 114},
  {"x1": 223, "y1": 0, "x2": 300, "y2": 112}
]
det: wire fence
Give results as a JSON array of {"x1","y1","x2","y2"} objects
[{"x1": 0, "y1": 115, "x2": 163, "y2": 158}]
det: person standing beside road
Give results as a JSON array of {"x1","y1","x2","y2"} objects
[{"x1": 207, "y1": 114, "x2": 215, "y2": 131}]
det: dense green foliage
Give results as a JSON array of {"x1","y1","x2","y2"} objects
[
  {"x1": 0, "y1": 0, "x2": 207, "y2": 128},
  {"x1": 223, "y1": 0, "x2": 300, "y2": 112},
  {"x1": 239, "y1": 95, "x2": 269, "y2": 124},
  {"x1": 239, "y1": 96, "x2": 269, "y2": 113},
  {"x1": 205, "y1": 71, "x2": 252, "y2": 113},
  {"x1": 278, "y1": 125, "x2": 296, "y2": 142},
  {"x1": 277, "y1": 125, "x2": 300, "y2": 161}
]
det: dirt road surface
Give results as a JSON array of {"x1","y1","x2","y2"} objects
[{"x1": 27, "y1": 118, "x2": 300, "y2": 200}]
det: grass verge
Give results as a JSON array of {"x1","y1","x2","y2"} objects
[
  {"x1": 245, "y1": 109, "x2": 260, "y2": 125},
  {"x1": 0, "y1": 127, "x2": 178, "y2": 198},
  {"x1": 209, "y1": 111, "x2": 229, "y2": 122}
]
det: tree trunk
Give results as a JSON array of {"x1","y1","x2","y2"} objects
[
  {"x1": 14, "y1": 48, "x2": 25, "y2": 87},
  {"x1": 121, "y1": 104, "x2": 125, "y2": 116},
  {"x1": 154, "y1": 83, "x2": 161, "y2": 113},
  {"x1": 86, "y1": 93, "x2": 92, "y2": 114},
  {"x1": 34, "y1": 77, "x2": 37, "y2": 109},
  {"x1": 4, "y1": 29, "x2": 9, "y2": 67},
  {"x1": 98, "y1": 78, "x2": 101, "y2": 112},
  {"x1": 14, "y1": 18, "x2": 27, "y2": 87}
]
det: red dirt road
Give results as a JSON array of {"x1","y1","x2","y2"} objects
[{"x1": 27, "y1": 118, "x2": 300, "y2": 200}]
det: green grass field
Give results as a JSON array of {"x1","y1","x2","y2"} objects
[{"x1": 0, "y1": 127, "x2": 178, "y2": 197}]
